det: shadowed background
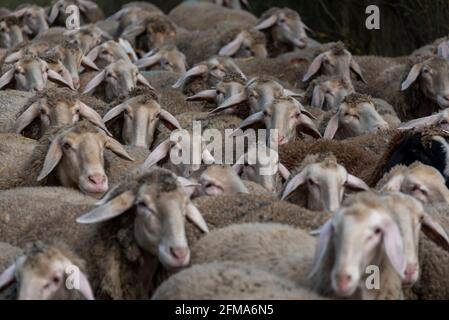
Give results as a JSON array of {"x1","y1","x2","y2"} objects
[{"x1": 2, "y1": 0, "x2": 448, "y2": 56}]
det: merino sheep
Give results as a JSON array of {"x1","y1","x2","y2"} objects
[
  {"x1": 281, "y1": 152, "x2": 368, "y2": 211},
  {"x1": 304, "y1": 76, "x2": 355, "y2": 110},
  {"x1": 0, "y1": 16, "x2": 26, "y2": 49},
  {"x1": 12, "y1": 4, "x2": 48, "y2": 37},
  {"x1": 136, "y1": 45, "x2": 187, "y2": 74},
  {"x1": 65, "y1": 24, "x2": 112, "y2": 54},
  {"x1": 153, "y1": 261, "x2": 324, "y2": 300},
  {"x1": 0, "y1": 241, "x2": 94, "y2": 300},
  {"x1": 398, "y1": 108, "x2": 449, "y2": 131},
  {"x1": 85, "y1": 39, "x2": 137, "y2": 69},
  {"x1": 48, "y1": 0, "x2": 104, "y2": 27}
]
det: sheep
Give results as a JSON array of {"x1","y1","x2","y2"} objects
[
  {"x1": 120, "y1": 13, "x2": 177, "y2": 53},
  {"x1": 136, "y1": 45, "x2": 187, "y2": 74},
  {"x1": 0, "y1": 55, "x2": 74, "y2": 92},
  {"x1": 302, "y1": 42, "x2": 367, "y2": 85},
  {"x1": 322, "y1": 93, "x2": 392, "y2": 140},
  {"x1": 65, "y1": 24, "x2": 112, "y2": 54},
  {"x1": 398, "y1": 108, "x2": 449, "y2": 131},
  {"x1": 0, "y1": 241, "x2": 94, "y2": 300},
  {"x1": 48, "y1": 0, "x2": 104, "y2": 27},
  {"x1": 0, "y1": 16, "x2": 26, "y2": 49},
  {"x1": 103, "y1": 87, "x2": 181, "y2": 149},
  {"x1": 0, "y1": 121, "x2": 142, "y2": 197},
  {"x1": 376, "y1": 162, "x2": 449, "y2": 205},
  {"x1": 230, "y1": 96, "x2": 321, "y2": 149},
  {"x1": 12, "y1": 87, "x2": 108, "y2": 139},
  {"x1": 12, "y1": 4, "x2": 48, "y2": 37},
  {"x1": 0, "y1": 89, "x2": 34, "y2": 133},
  {"x1": 362, "y1": 56, "x2": 449, "y2": 121},
  {"x1": 172, "y1": 55, "x2": 246, "y2": 96},
  {"x1": 367, "y1": 126, "x2": 449, "y2": 188},
  {"x1": 153, "y1": 261, "x2": 324, "y2": 300},
  {"x1": 410, "y1": 36, "x2": 448, "y2": 61},
  {"x1": 81, "y1": 59, "x2": 154, "y2": 102},
  {"x1": 192, "y1": 192, "x2": 408, "y2": 300},
  {"x1": 304, "y1": 76, "x2": 355, "y2": 110},
  {"x1": 209, "y1": 76, "x2": 304, "y2": 116},
  {"x1": 281, "y1": 152, "x2": 369, "y2": 212},
  {"x1": 254, "y1": 7, "x2": 318, "y2": 57},
  {"x1": 168, "y1": 2, "x2": 257, "y2": 32},
  {"x1": 84, "y1": 39, "x2": 137, "y2": 69}
]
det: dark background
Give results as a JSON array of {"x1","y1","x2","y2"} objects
[{"x1": 2, "y1": 0, "x2": 449, "y2": 56}]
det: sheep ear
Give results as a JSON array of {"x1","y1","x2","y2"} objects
[
  {"x1": 382, "y1": 216, "x2": 406, "y2": 276},
  {"x1": 81, "y1": 55, "x2": 99, "y2": 71},
  {"x1": 311, "y1": 85, "x2": 325, "y2": 108},
  {"x1": 254, "y1": 14, "x2": 278, "y2": 30},
  {"x1": 78, "y1": 101, "x2": 111, "y2": 136},
  {"x1": 230, "y1": 112, "x2": 264, "y2": 135},
  {"x1": 82, "y1": 70, "x2": 106, "y2": 94},
  {"x1": 283, "y1": 89, "x2": 304, "y2": 98},
  {"x1": 323, "y1": 112, "x2": 340, "y2": 139},
  {"x1": 438, "y1": 41, "x2": 449, "y2": 61},
  {"x1": 401, "y1": 63, "x2": 422, "y2": 91},
  {"x1": 202, "y1": 148, "x2": 215, "y2": 165},
  {"x1": 59, "y1": 64, "x2": 75, "y2": 89},
  {"x1": 5, "y1": 50, "x2": 23, "y2": 63},
  {"x1": 278, "y1": 163, "x2": 290, "y2": 180},
  {"x1": 0, "y1": 264, "x2": 16, "y2": 290},
  {"x1": 186, "y1": 203, "x2": 209, "y2": 233},
  {"x1": 380, "y1": 174, "x2": 404, "y2": 192},
  {"x1": 421, "y1": 212, "x2": 449, "y2": 252},
  {"x1": 86, "y1": 45, "x2": 101, "y2": 62},
  {"x1": 118, "y1": 38, "x2": 138, "y2": 62},
  {"x1": 78, "y1": 271, "x2": 95, "y2": 300},
  {"x1": 77, "y1": 191, "x2": 136, "y2": 224},
  {"x1": 48, "y1": 0, "x2": 62, "y2": 24},
  {"x1": 345, "y1": 174, "x2": 369, "y2": 190},
  {"x1": 160, "y1": 110, "x2": 182, "y2": 131},
  {"x1": 48, "y1": 69, "x2": 75, "y2": 90},
  {"x1": 121, "y1": 23, "x2": 146, "y2": 41},
  {"x1": 142, "y1": 139, "x2": 174, "y2": 169},
  {"x1": 219, "y1": 32, "x2": 245, "y2": 56},
  {"x1": 186, "y1": 89, "x2": 217, "y2": 102},
  {"x1": 12, "y1": 8, "x2": 28, "y2": 18},
  {"x1": 0, "y1": 68, "x2": 15, "y2": 89},
  {"x1": 37, "y1": 137, "x2": 63, "y2": 181},
  {"x1": 137, "y1": 73, "x2": 155, "y2": 90},
  {"x1": 172, "y1": 64, "x2": 208, "y2": 89},
  {"x1": 297, "y1": 114, "x2": 322, "y2": 138},
  {"x1": 102, "y1": 102, "x2": 128, "y2": 123},
  {"x1": 303, "y1": 53, "x2": 325, "y2": 82},
  {"x1": 13, "y1": 101, "x2": 41, "y2": 133},
  {"x1": 350, "y1": 58, "x2": 367, "y2": 84},
  {"x1": 136, "y1": 53, "x2": 162, "y2": 69},
  {"x1": 309, "y1": 219, "x2": 334, "y2": 277},
  {"x1": 105, "y1": 138, "x2": 134, "y2": 161},
  {"x1": 281, "y1": 169, "x2": 307, "y2": 200},
  {"x1": 209, "y1": 91, "x2": 247, "y2": 114},
  {"x1": 398, "y1": 114, "x2": 441, "y2": 130},
  {"x1": 177, "y1": 176, "x2": 200, "y2": 198}
]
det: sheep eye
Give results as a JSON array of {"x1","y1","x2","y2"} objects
[
  {"x1": 308, "y1": 178, "x2": 317, "y2": 185},
  {"x1": 279, "y1": 18, "x2": 286, "y2": 24},
  {"x1": 374, "y1": 227, "x2": 382, "y2": 235},
  {"x1": 62, "y1": 142, "x2": 72, "y2": 150},
  {"x1": 52, "y1": 276, "x2": 61, "y2": 284},
  {"x1": 263, "y1": 111, "x2": 270, "y2": 117},
  {"x1": 422, "y1": 68, "x2": 430, "y2": 74},
  {"x1": 75, "y1": 109, "x2": 80, "y2": 114},
  {"x1": 294, "y1": 112, "x2": 301, "y2": 119}
]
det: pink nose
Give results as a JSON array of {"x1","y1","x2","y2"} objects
[
  {"x1": 170, "y1": 247, "x2": 188, "y2": 260},
  {"x1": 88, "y1": 174, "x2": 106, "y2": 186},
  {"x1": 337, "y1": 274, "x2": 352, "y2": 293},
  {"x1": 72, "y1": 76, "x2": 80, "y2": 89},
  {"x1": 278, "y1": 135, "x2": 286, "y2": 144},
  {"x1": 35, "y1": 84, "x2": 45, "y2": 91},
  {"x1": 404, "y1": 263, "x2": 418, "y2": 284}
]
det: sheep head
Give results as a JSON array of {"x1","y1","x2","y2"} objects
[
  {"x1": 76, "y1": 168, "x2": 209, "y2": 269},
  {"x1": 137, "y1": 45, "x2": 187, "y2": 74},
  {"x1": 309, "y1": 76, "x2": 355, "y2": 110},
  {"x1": 219, "y1": 29, "x2": 267, "y2": 59},
  {"x1": 0, "y1": 16, "x2": 25, "y2": 48},
  {"x1": 86, "y1": 39, "x2": 137, "y2": 68},
  {"x1": 66, "y1": 25, "x2": 112, "y2": 54},
  {"x1": 196, "y1": 165, "x2": 249, "y2": 196},
  {"x1": 13, "y1": 4, "x2": 48, "y2": 36}
]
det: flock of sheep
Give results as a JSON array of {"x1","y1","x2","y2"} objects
[{"x1": 0, "y1": 0, "x2": 449, "y2": 300}]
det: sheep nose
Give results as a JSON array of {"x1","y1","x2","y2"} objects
[
  {"x1": 88, "y1": 174, "x2": 106, "y2": 186},
  {"x1": 170, "y1": 246, "x2": 188, "y2": 260},
  {"x1": 35, "y1": 84, "x2": 45, "y2": 91},
  {"x1": 72, "y1": 77, "x2": 80, "y2": 89},
  {"x1": 403, "y1": 263, "x2": 419, "y2": 284},
  {"x1": 336, "y1": 273, "x2": 352, "y2": 293},
  {"x1": 278, "y1": 135, "x2": 286, "y2": 144}
]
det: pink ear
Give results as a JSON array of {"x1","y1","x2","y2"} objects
[
  {"x1": 82, "y1": 70, "x2": 106, "y2": 94},
  {"x1": 281, "y1": 169, "x2": 307, "y2": 200},
  {"x1": 0, "y1": 68, "x2": 16, "y2": 89},
  {"x1": 311, "y1": 85, "x2": 325, "y2": 108},
  {"x1": 219, "y1": 32, "x2": 245, "y2": 56},
  {"x1": 398, "y1": 113, "x2": 441, "y2": 130},
  {"x1": 209, "y1": 91, "x2": 247, "y2": 114},
  {"x1": 86, "y1": 45, "x2": 101, "y2": 62},
  {"x1": 141, "y1": 139, "x2": 174, "y2": 170},
  {"x1": 323, "y1": 112, "x2": 340, "y2": 139},
  {"x1": 350, "y1": 58, "x2": 367, "y2": 84},
  {"x1": 230, "y1": 112, "x2": 265, "y2": 135},
  {"x1": 303, "y1": 53, "x2": 325, "y2": 82},
  {"x1": 345, "y1": 174, "x2": 369, "y2": 191},
  {"x1": 382, "y1": 217, "x2": 406, "y2": 276},
  {"x1": 186, "y1": 89, "x2": 218, "y2": 102},
  {"x1": 254, "y1": 15, "x2": 278, "y2": 30},
  {"x1": 309, "y1": 219, "x2": 334, "y2": 277},
  {"x1": 136, "y1": 54, "x2": 162, "y2": 69},
  {"x1": 0, "y1": 264, "x2": 16, "y2": 290},
  {"x1": 78, "y1": 271, "x2": 95, "y2": 300},
  {"x1": 81, "y1": 55, "x2": 99, "y2": 71},
  {"x1": 401, "y1": 63, "x2": 422, "y2": 91}
]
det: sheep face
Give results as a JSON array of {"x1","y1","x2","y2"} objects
[
  {"x1": 311, "y1": 78, "x2": 355, "y2": 110},
  {"x1": 68, "y1": 26, "x2": 105, "y2": 54},
  {"x1": 381, "y1": 163, "x2": 449, "y2": 205},
  {"x1": 37, "y1": 122, "x2": 133, "y2": 198},
  {"x1": 197, "y1": 165, "x2": 248, "y2": 196},
  {"x1": 76, "y1": 169, "x2": 209, "y2": 269},
  {"x1": 282, "y1": 156, "x2": 368, "y2": 212},
  {"x1": 219, "y1": 30, "x2": 267, "y2": 59},
  {"x1": 87, "y1": 40, "x2": 133, "y2": 67},
  {"x1": 246, "y1": 78, "x2": 286, "y2": 113},
  {"x1": 10, "y1": 244, "x2": 93, "y2": 300},
  {"x1": 0, "y1": 57, "x2": 48, "y2": 92},
  {"x1": 137, "y1": 46, "x2": 187, "y2": 74},
  {"x1": 312, "y1": 193, "x2": 406, "y2": 298},
  {"x1": 103, "y1": 96, "x2": 180, "y2": 148},
  {"x1": 256, "y1": 8, "x2": 308, "y2": 50},
  {"x1": 324, "y1": 96, "x2": 389, "y2": 139},
  {"x1": 303, "y1": 44, "x2": 366, "y2": 83},
  {"x1": 0, "y1": 18, "x2": 24, "y2": 48},
  {"x1": 401, "y1": 57, "x2": 449, "y2": 109},
  {"x1": 13, "y1": 5, "x2": 48, "y2": 36}
]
